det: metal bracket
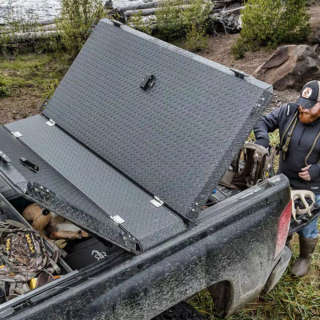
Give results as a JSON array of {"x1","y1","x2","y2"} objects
[
  {"x1": 230, "y1": 68, "x2": 247, "y2": 80},
  {"x1": 112, "y1": 20, "x2": 122, "y2": 27},
  {"x1": 111, "y1": 215, "x2": 125, "y2": 224},
  {"x1": 150, "y1": 196, "x2": 164, "y2": 208},
  {"x1": 46, "y1": 119, "x2": 56, "y2": 127},
  {"x1": 11, "y1": 131, "x2": 23, "y2": 138}
]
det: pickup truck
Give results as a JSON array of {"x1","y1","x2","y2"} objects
[{"x1": 0, "y1": 19, "x2": 310, "y2": 320}]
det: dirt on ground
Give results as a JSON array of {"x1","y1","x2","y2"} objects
[
  {"x1": 200, "y1": 34, "x2": 299, "y2": 110},
  {"x1": 310, "y1": 5, "x2": 320, "y2": 31},
  {"x1": 0, "y1": 88, "x2": 43, "y2": 125},
  {"x1": 1, "y1": 6, "x2": 320, "y2": 122},
  {"x1": 199, "y1": 5, "x2": 320, "y2": 109}
]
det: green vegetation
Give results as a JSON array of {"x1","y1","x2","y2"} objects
[
  {"x1": 155, "y1": 0, "x2": 211, "y2": 42},
  {"x1": 131, "y1": 0, "x2": 212, "y2": 51},
  {"x1": 0, "y1": 0, "x2": 105, "y2": 56},
  {"x1": 0, "y1": 7, "x2": 56, "y2": 55},
  {"x1": 0, "y1": 78, "x2": 10, "y2": 97},
  {"x1": 232, "y1": 0, "x2": 310, "y2": 58},
  {"x1": 57, "y1": 0, "x2": 105, "y2": 57},
  {"x1": 0, "y1": 53, "x2": 69, "y2": 99}
]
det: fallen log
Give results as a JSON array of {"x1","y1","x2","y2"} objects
[
  {"x1": 128, "y1": 14, "x2": 157, "y2": 30},
  {"x1": 210, "y1": 5, "x2": 244, "y2": 33},
  {"x1": 112, "y1": 0, "x2": 193, "y2": 12},
  {"x1": 1, "y1": 30, "x2": 57, "y2": 43},
  {"x1": 125, "y1": 4, "x2": 210, "y2": 17},
  {"x1": 0, "y1": 24, "x2": 57, "y2": 35}
]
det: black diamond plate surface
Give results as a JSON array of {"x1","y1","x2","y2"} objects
[
  {"x1": 5, "y1": 116, "x2": 186, "y2": 251},
  {"x1": 0, "y1": 127, "x2": 140, "y2": 252},
  {"x1": 43, "y1": 19, "x2": 272, "y2": 219}
]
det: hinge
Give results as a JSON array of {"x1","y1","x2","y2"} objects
[
  {"x1": 150, "y1": 196, "x2": 164, "y2": 208},
  {"x1": 112, "y1": 20, "x2": 122, "y2": 27},
  {"x1": 111, "y1": 215, "x2": 125, "y2": 224},
  {"x1": 0, "y1": 151, "x2": 11, "y2": 164},
  {"x1": 11, "y1": 131, "x2": 22, "y2": 138},
  {"x1": 230, "y1": 68, "x2": 247, "y2": 80},
  {"x1": 46, "y1": 119, "x2": 56, "y2": 126}
]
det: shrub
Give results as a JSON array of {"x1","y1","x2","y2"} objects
[
  {"x1": 0, "y1": 7, "x2": 41, "y2": 55},
  {"x1": 128, "y1": 11, "x2": 152, "y2": 35},
  {"x1": 230, "y1": 37, "x2": 248, "y2": 59},
  {"x1": 0, "y1": 77, "x2": 10, "y2": 97},
  {"x1": 57, "y1": 0, "x2": 105, "y2": 57},
  {"x1": 232, "y1": 0, "x2": 310, "y2": 58},
  {"x1": 155, "y1": 0, "x2": 212, "y2": 48},
  {"x1": 184, "y1": 23, "x2": 209, "y2": 51}
]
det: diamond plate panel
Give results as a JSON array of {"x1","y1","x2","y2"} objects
[
  {"x1": 0, "y1": 127, "x2": 141, "y2": 251},
  {"x1": 5, "y1": 116, "x2": 186, "y2": 250},
  {"x1": 43, "y1": 19, "x2": 272, "y2": 219}
]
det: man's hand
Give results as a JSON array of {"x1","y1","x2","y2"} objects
[{"x1": 299, "y1": 165, "x2": 312, "y2": 181}]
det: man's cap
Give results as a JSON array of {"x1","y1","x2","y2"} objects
[{"x1": 296, "y1": 80, "x2": 320, "y2": 109}]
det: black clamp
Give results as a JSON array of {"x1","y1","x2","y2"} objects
[
  {"x1": 140, "y1": 75, "x2": 156, "y2": 91},
  {"x1": 230, "y1": 68, "x2": 247, "y2": 80}
]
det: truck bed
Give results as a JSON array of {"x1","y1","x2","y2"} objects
[{"x1": 0, "y1": 174, "x2": 291, "y2": 319}]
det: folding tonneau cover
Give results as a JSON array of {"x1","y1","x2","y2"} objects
[{"x1": 0, "y1": 19, "x2": 272, "y2": 253}]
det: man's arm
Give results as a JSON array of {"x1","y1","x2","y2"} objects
[
  {"x1": 307, "y1": 165, "x2": 320, "y2": 181},
  {"x1": 254, "y1": 105, "x2": 286, "y2": 148}
]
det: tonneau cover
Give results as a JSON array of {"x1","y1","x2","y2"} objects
[
  {"x1": 43, "y1": 19, "x2": 272, "y2": 219},
  {"x1": 2, "y1": 120, "x2": 186, "y2": 252},
  {"x1": 0, "y1": 19, "x2": 272, "y2": 253}
]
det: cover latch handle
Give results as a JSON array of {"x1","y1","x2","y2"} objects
[{"x1": 140, "y1": 75, "x2": 156, "y2": 91}]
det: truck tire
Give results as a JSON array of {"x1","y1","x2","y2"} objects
[{"x1": 153, "y1": 302, "x2": 207, "y2": 320}]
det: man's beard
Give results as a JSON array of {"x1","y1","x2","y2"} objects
[{"x1": 298, "y1": 103, "x2": 320, "y2": 124}]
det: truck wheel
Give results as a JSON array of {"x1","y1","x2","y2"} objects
[{"x1": 153, "y1": 302, "x2": 207, "y2": 320}]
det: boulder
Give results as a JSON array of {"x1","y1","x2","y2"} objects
[
  {"x1": 253, "y1": 45, "x2": 320, "y2": 91},
  {"x1": 309, "y1": 28, "x2": 320, "y2": 44}
]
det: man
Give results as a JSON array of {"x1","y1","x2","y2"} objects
[{"x1": 254, "y1": 80, "x2": 320, "y2": 277}]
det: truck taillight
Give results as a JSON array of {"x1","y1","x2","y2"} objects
[{"x1": 274, "y1": 200, "x2": 292, "y2": 258}]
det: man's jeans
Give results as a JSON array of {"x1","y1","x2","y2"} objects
[{"x1": 298, "y1": 193, "x2": 320, "y2": 239}]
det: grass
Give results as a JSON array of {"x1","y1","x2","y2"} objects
[
  {"x1": 0, "y1": 53, "x2": 70, "y2": 99},
  {"x1": 189, "y1": 232, "x2": 320, "y2": 320}
]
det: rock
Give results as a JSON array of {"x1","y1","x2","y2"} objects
[
  {"x1": 253, "y1": 45, "x2": 320, "y2": 91},
  {"x1": 309, "y1": 28, "x2": 320, "y2": 44}
]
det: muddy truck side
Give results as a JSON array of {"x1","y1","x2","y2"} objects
[
  {"x1": 0, "y1": 174, "x2": 291, "y2": 320},
  {"x1": 0, "y1": 19, "x2": 300, "y2": 319}
]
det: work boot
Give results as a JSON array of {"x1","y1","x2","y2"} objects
[{"x1": 291, "y1": 236, "x2": 318, "y2": 277}]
